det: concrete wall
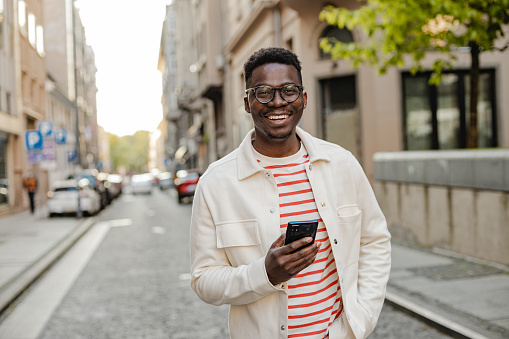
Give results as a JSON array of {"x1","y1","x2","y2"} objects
[{"x1": 374, "y1": 150, "x2": 509, "y2": 265}]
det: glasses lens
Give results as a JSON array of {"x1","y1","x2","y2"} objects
[
  {"x1": 254, "y1": 86, "x2": 273, "y2": 103},
  {"x1": 281, "y1": 85, "x2": 300, "y2": 102}
]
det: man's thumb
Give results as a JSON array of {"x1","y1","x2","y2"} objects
[{"x1": 271, "y1": 233, "x2": 285, "y2": 249}]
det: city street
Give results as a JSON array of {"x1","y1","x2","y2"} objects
[{"x1": 2, "y1": 188, "x2": 451, "y2": 338}]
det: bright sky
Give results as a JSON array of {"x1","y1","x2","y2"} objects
[{"x1": 75, "y1": 0, "x2": 170, "y2": 136}]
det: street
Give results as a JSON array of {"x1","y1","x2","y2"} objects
[{"x1": 2, "y1": 188, "x2": 451, "y2": 338}]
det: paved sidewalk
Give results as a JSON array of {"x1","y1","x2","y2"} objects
[
  {"x1": 0, "y1": 208, "x2": 96, "y2": 314},
  {"x1": 0, "y1": 209, "x2": 508, "y2": 338},
  {"x1": 387, "y1": 241, "x2": 509, "y2": 339}
]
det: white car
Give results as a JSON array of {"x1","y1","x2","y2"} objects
[
  {"x1": 130, "y1": 173, "x2": 154, "y2": 195},
  {"x1": 47, "y1": 179, "x2": 101, "y2": 217}
]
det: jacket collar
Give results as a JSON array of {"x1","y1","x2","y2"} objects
[{"x1": 237, "y1": 127, "x2": 331, "y2": 181}]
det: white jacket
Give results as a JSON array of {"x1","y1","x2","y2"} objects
[{"x1": 190, "y1": 128, "x2": 391, "y2": 339}]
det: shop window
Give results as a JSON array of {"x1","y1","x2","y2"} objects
[{"x1": 402, "y1": 70, "x2": 497, "y2": 150}]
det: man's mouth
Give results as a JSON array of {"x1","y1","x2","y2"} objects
[{"x1": 267, "y1": 114, "x2": 289, "y2": 120}]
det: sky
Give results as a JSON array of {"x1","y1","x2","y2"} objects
[{"x1": 75, "y1": 0, "x2": 171, "y2": 136}]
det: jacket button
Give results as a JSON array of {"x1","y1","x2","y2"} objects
[
  {"x1": 270, "y1": 208, "x2": 275, "y2": 213},
  {"x1": 321, "y1": 201, "x2": 325, "y2": 207},
  {"x1": 309, "y1": 164, "x2": 312, "y2": 171},
  {"x1": 334, "y1": 239, "x2": 338, "y2": 244},
  {"x1": 281, "y1": 325, "x2": 285, "y2": 331},
  {"x1": 266, "y1": 172, "x2": 270, "y2": 177}
]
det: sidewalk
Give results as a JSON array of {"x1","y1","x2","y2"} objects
[
  {"x1": 0, "y1": 208, "x2": 96, "y2": 314},
  {"x1": 0, "y1": 210, "x2": 508, "y2": 338},
  {"x1": 387, "y1": 241, "x2": 509, "y2": 339}
]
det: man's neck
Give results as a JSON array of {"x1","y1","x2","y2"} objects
[{"x1": 251, "y1": 133, "x2": 301, "y2": 158}]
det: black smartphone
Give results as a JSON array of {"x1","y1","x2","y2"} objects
[{"x1": 284, "y1": 220, "x2": 319, "y2": 251}]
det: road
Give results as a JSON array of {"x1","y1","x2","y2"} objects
[{"x1": 4, "y1": 187, "x2": 452, "y2": 338}]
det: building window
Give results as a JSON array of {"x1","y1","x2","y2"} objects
[
  {"x1": 320, "y1": 75, "x2": 362, "y2": 161},
  {"x1": 28, "y1": 13, "x2": 35, "y2": 47},
  {"x1": 36, "y1": 25, "x2": 44, "y2": 55},
  {"x1": 319, "y1": 25, "x2": 353, "y2": 59},
  {"x1": 18, "y1": 0, "x2": 26, "y2": 28},
  {"x1": 6, "y1": 91, "x2": 11, "y2": 113},
  {"x1": 0, "y1": 134, "x2": 8, "y2": 206},
  {"x1": 402, "y1": 70, "x2": 497, "y2": 150}
]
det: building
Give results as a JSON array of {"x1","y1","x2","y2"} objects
[
  {"x1": 0, "y1": 0, "x2": 20, "y2": 215},
  {"x1": 0, "y1": 0, "x2": 99, "y2": 216},
  {"x1": 159, "y1": 1, "x2": 205, "y2": 173}
]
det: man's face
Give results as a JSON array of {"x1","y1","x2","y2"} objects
[{"x1": 244, "y1": 63, "x2": 307, "y2": 151}]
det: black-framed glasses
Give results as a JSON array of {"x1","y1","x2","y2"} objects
[{"x1": 245, "y1": 84, "x2": 304, "y2": 104}]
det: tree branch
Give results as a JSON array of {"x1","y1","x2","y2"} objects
[{"x1": 493, "y1": 42, "x2": 509, "y2": 52}]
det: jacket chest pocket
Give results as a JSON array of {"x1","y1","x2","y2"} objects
[
  {"x1": 216, "y1": 220, "x2": 264, "y2": 267},
  {"x1": 336, "y1": 205, "x2": 362, "y2": 266}
]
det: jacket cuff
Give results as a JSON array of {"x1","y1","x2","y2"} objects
[{"x1": 248, "y1": 256, "x2": 282, "y2": 295}]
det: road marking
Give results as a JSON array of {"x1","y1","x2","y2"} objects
[
  {"x1": 179, "y1": 273, "x2": 191, "y2": 281},
  {"x1": 151, "y1": 226, "x2": 166, "y2": 234},
  {"x1": 108, "y1": 218, "x2": 132, "y2": 227}
]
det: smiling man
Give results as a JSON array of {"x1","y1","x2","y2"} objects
[{"x1": 190, "y1": 47, "x2": 391, "y2": 339}]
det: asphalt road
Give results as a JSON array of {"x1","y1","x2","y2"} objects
[{"x1": 20, "y1": 187, "x2": 451, "y2": 338}]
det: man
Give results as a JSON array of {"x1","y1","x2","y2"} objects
[
  {"x1": 23, "y1": 171, "x2": 37, "y2": 214},
  {"x1": 190, "y1": 47, "x2": 391, "y2": 338}
]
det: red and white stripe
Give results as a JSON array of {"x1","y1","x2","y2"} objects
[{"x1": 255, "y1": 145, "x2": 342, "y2": 339}]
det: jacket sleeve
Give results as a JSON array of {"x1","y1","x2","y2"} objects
[
  {"x1": 189, "y1": 182, "x2": 279, "y2": 306},
  {"x1": 351, "y1": 154, "x2": 392, "y2": 336}
]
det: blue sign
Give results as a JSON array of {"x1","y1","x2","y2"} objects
[
  {"x1": 54, "y1": 128, "x2": 67, "y2": 144},
  {"x1": 67, "y1": 149, "x2": 77, "y2": 162},
  {"x1": 25, "y1": 130, "x2": 43, "y2": 150},
  {"x1": 38, "y1": 121, "x2": 53, "y2": 137}
]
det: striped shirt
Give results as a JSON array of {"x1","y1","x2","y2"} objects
[{"x1": 253, "y1": 143, "x2": 343, "y2": 339}]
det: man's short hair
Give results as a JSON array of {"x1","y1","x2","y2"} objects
[{"x1": 244, "y1": 47, "x2": 303, "y2": 88}]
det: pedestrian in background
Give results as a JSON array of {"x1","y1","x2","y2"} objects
[
  {"x1": 23, "y1": 171, "x2": 37, "y2": 214},
  {"x1": 190, "y1": 47, "x2": 391, "y2": 338}
]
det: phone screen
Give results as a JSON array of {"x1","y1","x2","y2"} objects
[{"x1": 284, "y1": 220, "x2": 319, "y2": 248}]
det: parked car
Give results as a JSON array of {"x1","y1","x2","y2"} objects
[
  {"x1": 130, "y1": 173, "x2": 154, "y2": 195},
  {"x1": 47, "y1": 179, "x2": 101, "y2": 217},
  {"x1": 78, "y1": 169, "x2": 109, "y2": 209},
  {"x1": 107, "y1": 174, "x2": 123, "y2": 199},
  {"x1": 156, "y1": 172, "x2": 173, "y2": 190},
  {"x1": 174, "y1": 169, "x2": 201, "y2": 203}
]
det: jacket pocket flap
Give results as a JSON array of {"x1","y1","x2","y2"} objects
[
  {"x1": 336, "y1": 204, "x2": 361, "y2": 222},
  {"x1": 216, "y1": 220, "x2": 261, "y2": 248}
]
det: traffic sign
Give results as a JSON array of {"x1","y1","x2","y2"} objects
[
  {"x1": 54, "y1": 128, "x2": 67, "y2": 144},
  {"x1": 25, "y1": 130, "x2": 43, "y2": 150},
  {"x1": 38, "y1": 121, "x2": 53, "y2": 137}
]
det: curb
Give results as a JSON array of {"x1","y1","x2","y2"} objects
[
  {"x1": 0, "y1": 217, "x2": 97, "y2": 313},
  {"x1": 385, "y1": 290, "x2": 490, "y2": 339}
]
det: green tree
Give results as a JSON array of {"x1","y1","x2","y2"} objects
[
  {"x1": 109, "y1": 131, "x2": 150, "y2": 173},
  {"x1": 320, "y1": 0, "x2": 509, "y2": 148}
]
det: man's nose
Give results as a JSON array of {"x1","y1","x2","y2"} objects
[{"x1": 270, "y1": 88, "x2": 286, "y2": 106}]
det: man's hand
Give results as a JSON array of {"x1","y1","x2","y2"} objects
[{"x1": 265, "y1": 233, "x2": 321, "y2": 286}]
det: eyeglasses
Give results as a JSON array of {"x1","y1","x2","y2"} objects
[{"x1": 245, "y1": 84, "x2": 304, "y2": 104}]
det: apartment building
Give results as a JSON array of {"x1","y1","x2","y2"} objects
[
  {"x1": 0, "y1": 0, "x2": 98, "y2": 216},
  {"x1": 0, "y1": 0, "x2": 20, "y2": 214}
]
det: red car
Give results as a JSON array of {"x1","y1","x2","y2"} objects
[{"x1": 174, "y1": 169, "x2": 201, "y2": 203}]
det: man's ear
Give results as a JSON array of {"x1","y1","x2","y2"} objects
[
  {"x1": 244, "y1": 96, "x2": 251, "y2": 113},
  {"x1": 302, "y1": 92, "x2": 307, "y2": 109}
]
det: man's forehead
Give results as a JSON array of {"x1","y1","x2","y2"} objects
[{"x1": 249, "y1": 63, "x2": 300, "y2": 85}]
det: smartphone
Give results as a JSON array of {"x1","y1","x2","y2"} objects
[{"x1": 284, "y1": 220, "x2": 319, "y2": 251}]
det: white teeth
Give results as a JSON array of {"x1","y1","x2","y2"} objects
[{"x1": 268, "y1": 115, "x2": 289, "y2": 120}]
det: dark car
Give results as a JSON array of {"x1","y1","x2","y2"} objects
[{"x1": 174, "y1": 169, "x2": 201, "y2": 203}]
